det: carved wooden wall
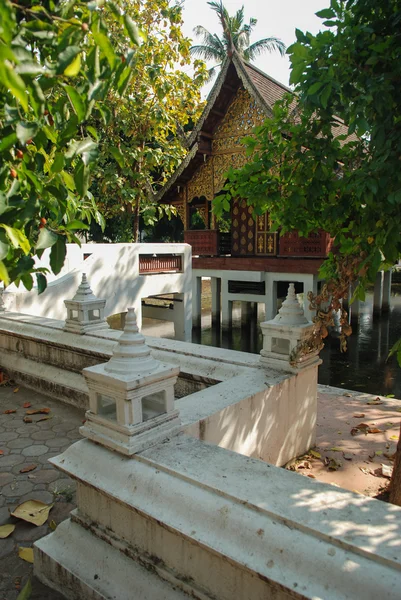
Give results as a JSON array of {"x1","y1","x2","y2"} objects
[
  {"x1": 173, "y1": 88, "x2": 266, "y2": 231},
  {"x1": 231, "y1": 199, "x2": 255, "y2": 256}
]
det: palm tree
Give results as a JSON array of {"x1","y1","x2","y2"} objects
[{"x1": 190, "y1": 1, "x2": 286, "y2": 81}]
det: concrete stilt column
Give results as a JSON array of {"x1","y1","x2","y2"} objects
[
  {"x1": 265, "y1": 277, "x2": 278, "y2": 321},
  {"x1": 382, "y1": 270, "x2": 392, "y2": 312},
  {"x1": 173, "y1": 293, "x2": 192, "y2": 342},
  {"x1": 241, "y1": 301, "x2": 252, "y2": 325},
  {"x1": 221, "y1": 279, "x2": 232, "y2": 330},
  {"x1": 192, "y1": 276, "x2": 202, "y2": 329},
  {"x1": 373, "y1": 270, "x2": 384, "y2": 315},
  {"x1": 211, "y1": 277, "x2": 221, "y2": 325}
]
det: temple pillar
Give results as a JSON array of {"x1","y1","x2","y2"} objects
[
  {"x1": 192, "y1": 276, "x2": 202, "y2": 329},
  {"x1": 211, "y1": 277, "x2": 221, "y2": 325},
  {"x1": 221, "y1": 279, "x2": 232, "y2": 330},
  {"x1": 265, "y1": 276, "x2": 278, "y2": 321},
  {"x1": 382, "y1": 270, "x2": 392, "y2": 312},
  {"x1": 373, "y1": 270, "x2": 384, "y2": 316}
]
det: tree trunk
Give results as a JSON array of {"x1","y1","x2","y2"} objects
[
  {"x1": 389, "y1": 421, "x2": 401, "y2": 506},
  {"x1": 133, "y1": 195, "x2": 140, "y2": 243}
]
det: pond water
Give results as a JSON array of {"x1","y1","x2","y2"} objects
[{"x1": 191, "y1": 291, "x2": 401, "y2": 398}]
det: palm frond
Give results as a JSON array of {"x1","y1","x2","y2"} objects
[
  {"x1": 190, "y1": 43, "x2": 224, "y2": 62},
  {"x1": 244, "y1": 37, "x2": 286, "y2": 61}
]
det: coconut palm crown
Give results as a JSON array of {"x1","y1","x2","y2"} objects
[{"x1": 191, "y1": 1, "x2": 286, "y2": 81}]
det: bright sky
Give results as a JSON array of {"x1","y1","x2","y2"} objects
[{"x1": 180, "y1": 0, "x2": 328, "y2": 91}]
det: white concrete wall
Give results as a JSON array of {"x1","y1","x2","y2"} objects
[
  {"x1": 35, "y1": 435, "x2": 401, "y2": 600},
  {"x1": 4, "y1": 243, "x2": 192, "y2": 341},
  {"x1": 180, "y1": 364, "x2": 318, "y2": 465}
]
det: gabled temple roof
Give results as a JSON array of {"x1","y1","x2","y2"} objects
[{"x1": 156, "y1": 51, "x2": 353, "y2": 203}]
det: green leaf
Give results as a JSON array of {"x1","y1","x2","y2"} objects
[
  {"x1": 308, "y1": 82, "x2": 324, "y2": 95},
  {"x1": 50, "y1": 236, "x2": 67, "y2": 275},
  {"x1": 0, "y1": 240, "x2": 9, "y2": 260},
  {"x1": 64, "y1": 53, "x2": 81, "y2": 77},
  {"x1": 21, "y1": 272, "x2": 33, "y2": 291},
  {"x1": 66, "y1": 138, "x2": 97, "y2": 161},
  {"x1": 65, "y1": 85, "x2": 86, "y2": 122},
  {"x1": 316, "y1": 8, "x2": 336, "y2": 18},
  {"x1": 51, "y1": 153, "x2": 65, "y2": 174},
  {"x1": 35, "y1": 273, "x2": 47, "y2": 295},
  {"x1": 0, "y1": 225, "x2": 30, "y2": 254},
  {"x1": 92, "y1": 29, "x2": 116, "y2": 68},
  {"x1": 0, "y1": 131, "x2": 17, "y2": 152},
  {"x1": 0, "y1": 260, "x2": 10, "y2": 286},
  {"x1": 320, "y1": 84, "x2": 332, "y2": 108},
  {"x1": 61, "y1": 171, "x2": 75, "y2": 191},
  {"x1": 16, "y1": 122, "x2": 38, "y2": 146},
  {"x1": 109, "y1": 146, "x2": 125, "y2": 168},
  {"x1": 124, "y1": 15, "x2": 141, "y2": 45},
  {"x1": 35, "y1": 228, "x2": 58, "y2": 250},
  {"x1": 65, "y1": 220, "x2": 89, "y2": 231},
  {"x1": 74, "y1": 161, "x2": 90, "y2": 197},
  {"x1": 56, "y1": 46, "x2": 81, "y2": 75},
  {"x1": 2, "y1": 64, "x2": 28, "y2": 112}
]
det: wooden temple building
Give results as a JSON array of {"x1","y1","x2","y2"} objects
[{"x1": 155, "y1": 53, "x2": 347, "y2": 328}]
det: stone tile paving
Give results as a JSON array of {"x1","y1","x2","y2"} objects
[{"x1": 0, "y1": 384, "x2": 85, "y2": 600}]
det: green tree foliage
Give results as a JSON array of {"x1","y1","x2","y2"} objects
[
  {"x1": 190, "y1": 0, "x2": 285, "y2": 81},
  {"x1": 216, "y1": 0, "x2": 400, "y2": 292},
  {"x1": 91, "y1": 0, "x2": 207, "y2": 242},
  {"x1": 215, "y1": 0, "x2": 401, "y2": 505},
  {"x1": 0, "y1": 0, "x2": 141, "y2": 290}
]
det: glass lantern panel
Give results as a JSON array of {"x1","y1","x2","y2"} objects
[
  {"x1": 97, "y1": 394, "x2": 117, "y2": 420},
  {"x1": 89, "y1": 309, "x2": 100, "y2": 321}
]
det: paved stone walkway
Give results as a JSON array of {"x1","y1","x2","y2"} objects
[{"x1": 0, "y1": 384, "x2": 84, "y2": 600}]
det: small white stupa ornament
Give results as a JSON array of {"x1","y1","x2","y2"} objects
[
  {"x1": 260, "y1": 283, "x2": 321, "y2": 372},
  {"x1": 80, "y1": 307, "x2": 181, "y2": 455},
  {"x1": 64, "y1": 273, "x2": 108, "y2": 334}
]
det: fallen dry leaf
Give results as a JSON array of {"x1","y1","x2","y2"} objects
[
  {"x1": 344, "y1": 393, "x2": 352, "y2": 397},
  {"x1": 11, "y1": 500, "x2": 53, "y2": 526},
  {"x1": 0, "y1": 450, "x2": 4, "y2": 456},
  {"x1": 36, "y1": 416, "x2": 52, "y2": 422},
  {"x1": 18, "y1": 547, "x2": 34, "y2": 563},
  {"x1": 49, "y1": 520, "x2": 57, "y2": 531},
  {"x1": 25, "y1": 408, "x2": 50, "y2": 415},
  {"x1": 381, "y1": 464, "x2": 393, "y2": 478},
  {"x1": 329, "y1": 447, "x2": 343, "y2": 452},
  {"x1": 367, "y1": 427, "x2": 384, "y2": 434},
  {"x1": 367, "y1": 398, "x2": 383, "y2": 405},
  {"x1": 359, "y1": 467, "x2": 371, "y2": 475},
  {"x1": 13, "y1": 387, "x2": 19, "y2": 393},
  {"x1": 4, "y1": 409, "x2": 17, "y2": 414},
  {"x1": 310, "y1": 450, "x2": 322, "y2": 459},
  {"x1": 296, "y1": 460, "x2": 312, "y2": 470},
  {"x1": 23, "y1": 417, "x2": 32, "y2": 423},
  {"x1": 0, "y1": 523, "x2": 15, "y2": 538},
  {"x1": 23, "y1": 402, "x2": 31, "y2": 409},
  {"x1": 307, "y1": 474, "x2": 316, "y2": 478},
  {"x1": 353, "y1": 413, "x2": 365, "y2": 418},
  {"x1": 19, "y1": 464, "x2": 37, "y2": 474},
  {"x1": 390, "y1": 435, "x2": 399, "y2": 441}
]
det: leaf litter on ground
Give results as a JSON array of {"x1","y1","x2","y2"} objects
[
  {"x1": 18, "y1": 547, "x2": 34, "y2": 563},
  {"x1": 0, "y1": 523, "x2": 16, "y2": 538},
  {"x1": 11, "y1": 500, "x2": 53, "y2": 526}
]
